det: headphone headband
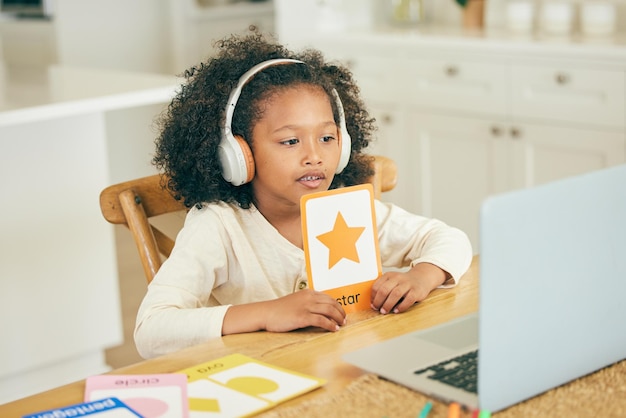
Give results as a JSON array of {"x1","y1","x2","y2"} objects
[
  {"x1": 223, "y1": 59, "x2": 305, "y2": 140},
  {"x1": 219, "y1": 58, "x2": 352, "y2": 186}
]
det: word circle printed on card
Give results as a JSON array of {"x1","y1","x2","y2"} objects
[
  {"x1": 84, "y1": 373, "x2": 189, "y2": 418},
  {"x1": 301, "y1": 183, "x2": 382, "y2": 313}
]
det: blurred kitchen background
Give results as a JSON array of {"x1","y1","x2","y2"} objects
[
  {"x1": 2, "y1": 0, "x2": 625, "y2": 404},
  {"x1": 5, "y1": 0, "x2": 624, "y2": 74}
]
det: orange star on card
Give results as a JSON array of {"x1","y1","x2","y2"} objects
[{"x1": 316, "y1": 212, "x2": 365, "y2": 269}]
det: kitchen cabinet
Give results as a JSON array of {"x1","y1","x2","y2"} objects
[
  {"x1": 510, "y1": 63, "x2": 624, "y2": 129},
  {"x1": 367, "y1": 103, "x2": 412, "y2": 212},
  {"x1": 297, "y1": 33, "x2": 626, "y2": 250},
  {"x1": 169, "y1": 0, "x2": 275, "y2": 74},
  {"x1": 403, "y1": 55, "x2": 509, "y2": 118},
  {"x1": 409, "y1": 113, "x2": 625, "y2": 246}
]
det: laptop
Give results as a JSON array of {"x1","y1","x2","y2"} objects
[{"x1": 343, "y1": 164, "x2": 626, "y2": 412}]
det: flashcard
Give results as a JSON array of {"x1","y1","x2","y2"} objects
[
  {"x1": 179, "y1": 353, "x2": 326, "y2": 417},
  {"x1": 23, "y1": 397, "x2": 143, "y2": 418},
  {"x1": 301, "y1": 183, "x2": 382, "y2": 312},
  {"x1": 186, "y1": 379, "x2": 269, "y2": 418},
  {"x1": 85, "y1": 373, "x2": 188, "y2": 418}
]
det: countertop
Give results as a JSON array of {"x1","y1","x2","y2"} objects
[
  {"x1": 296, "y1": 24, "x2": 626, "y2": 65},
  {"x1": 0, "y1": 64, "x2": 181, "y2": 127}
]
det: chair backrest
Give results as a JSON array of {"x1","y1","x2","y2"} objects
[
  {"x1": 369, "y1": 155, "x2": 397, "y2": 200},
  {"x1": 100, "y1": 155, "x2": 397, "y2": 284}
]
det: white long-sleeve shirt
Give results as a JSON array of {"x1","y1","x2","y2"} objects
[{"x1": 135, "y1": 200, "x2": 473, "y2": 359}]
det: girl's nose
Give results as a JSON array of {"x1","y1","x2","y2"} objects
[{"x1": 303, "y1": 140, "x2": 322, "y2": 165}]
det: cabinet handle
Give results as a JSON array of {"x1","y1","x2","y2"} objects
[
  {"x1": 444, "y1": 66, "x2": 459, "y2": 77},
  {"x1": 555, "y1": 72, "x2": 570, "y2": 85},
  {"x1": 381, "y1": 114, "x2": 393, "y2": 124},
  {"x1": 491, "y1": 125, "x2": 503, "y2": 137},
  {"x1": 510, "y1": 127, "x2": 522, "y2": 139}
]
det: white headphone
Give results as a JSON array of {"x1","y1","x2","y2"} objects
[{"x1": 218, "y1": 58, "x2": 352, "y2": 186}]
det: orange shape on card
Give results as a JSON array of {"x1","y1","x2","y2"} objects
[{"x1": 316, "y1": 211, "x2": 365, "y2": 269}]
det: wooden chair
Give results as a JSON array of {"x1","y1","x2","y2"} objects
[
  {"x1": 99, "y1": 155, "x2": 397, "y2": 284},
  {"x1": 369, "y1": 155, "x2": 397, "y2": 200}
]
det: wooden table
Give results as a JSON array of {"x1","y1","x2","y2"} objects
[{"x1": 2, "y1": 259, "x2": 480, "y2": 416}]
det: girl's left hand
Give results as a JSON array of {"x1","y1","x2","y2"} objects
[{"x1": 370, "y1": 262, "x2": 448, "y2": 314}]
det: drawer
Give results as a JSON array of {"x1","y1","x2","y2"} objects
[
  {"x1": 511, "y1": 64, "x2": 625, "y2": 128},
  {"x1": 341, "y1": 54, "x2": 403, "y2": 104},
  {"x1": 403, "y1": 57, "x2": 509, "y2": 116},
  {"x1": 313, "y1": 41, "x2": 403, "y2": 104}
]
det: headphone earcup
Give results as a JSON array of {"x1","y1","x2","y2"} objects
[
  {"x1": 234, "y1": 135, "x2": 255, "y2": 184},
  {"x1": 332, "y1": 89, "x2": 352, "y2": 174},
  {"x1": 218, "y1": 133, "x2": 255, "y2": 186},
  {"x1": 336, "y1": 126, "x2": 351, "y2": 174}
]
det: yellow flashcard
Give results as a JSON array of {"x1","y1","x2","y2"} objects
[
  {"x1": 179, "y1": 353, "x2": 326, "y2": 417},
  {"x1": 301, "y1": 184, "x2": 382, "y2": 313}
]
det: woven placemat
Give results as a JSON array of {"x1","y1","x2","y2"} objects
[{"x1": 260, "y1": 359, "x2": 626, "y2": 418}]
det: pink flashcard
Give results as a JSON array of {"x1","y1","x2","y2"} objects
[{"x1": 85, "y1": 374, "x2": 189, "y2": 418}]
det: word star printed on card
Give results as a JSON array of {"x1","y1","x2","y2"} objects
[{"x1": 301, "y1": 184, "x2": 382, "y2": 312}]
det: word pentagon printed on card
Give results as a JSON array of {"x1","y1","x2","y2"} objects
[
  {"x1": 336, "y1": 293, "x2": 360, "y2": 306},
  {"x1": 23, "y1": 398, "x2": 138, "y2": 418}
]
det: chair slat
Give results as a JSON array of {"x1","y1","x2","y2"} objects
[{"x1": 119, "y1": 188, "x2": 163, "y2": 281}]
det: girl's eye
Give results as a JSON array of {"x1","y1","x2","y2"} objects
[
  {"x1": 321, "y1": 135, "x2": 336, "y2": 143},
  {"x1": 281, "y1": 138, "x2": 299, "y2": 146}
]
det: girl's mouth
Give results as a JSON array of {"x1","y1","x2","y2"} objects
[
  {"x1": 298, "y1": 174, "x2": 325, "y2": 189},
  {"x1": 300, "y1": 175, "x2": 321, "y2": 181}
]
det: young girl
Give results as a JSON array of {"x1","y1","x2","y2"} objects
[{"x1": 135, "y1": 31, "x2": 472, "y2": 359}]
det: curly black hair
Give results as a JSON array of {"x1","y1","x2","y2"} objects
[{"x1": 153, "y1": 30, "x2": 377, "y2": 209}]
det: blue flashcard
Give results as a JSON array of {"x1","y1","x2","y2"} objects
[{"x1": 23, "y1": 397, "x2": 143, "y2": 418}]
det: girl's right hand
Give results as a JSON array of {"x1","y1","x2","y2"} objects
[{"x1": 264, "y1": 290, "x2": 346, "y2": 333}]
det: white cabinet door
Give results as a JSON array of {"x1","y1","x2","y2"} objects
[
  {"x1": 408, "y1": 112, "x2": 626, "y2": 250},
  {"x1": 408, "y1": 112, "x2": 508, "y2": 249},
  {"x1": 508, "y1": 122, "x2": 626, "y2": 189},
  {"x1": 367, "y1": 103, "x2": 412, "y2": 211}
]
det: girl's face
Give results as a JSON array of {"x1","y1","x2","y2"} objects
[{"x1": 250, "y1": 84, "x2": 342, "y2": 212}]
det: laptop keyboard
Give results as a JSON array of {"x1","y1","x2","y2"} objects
[{"x1": 413, "y1": 350, "x2": 478, "y2": 394}]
